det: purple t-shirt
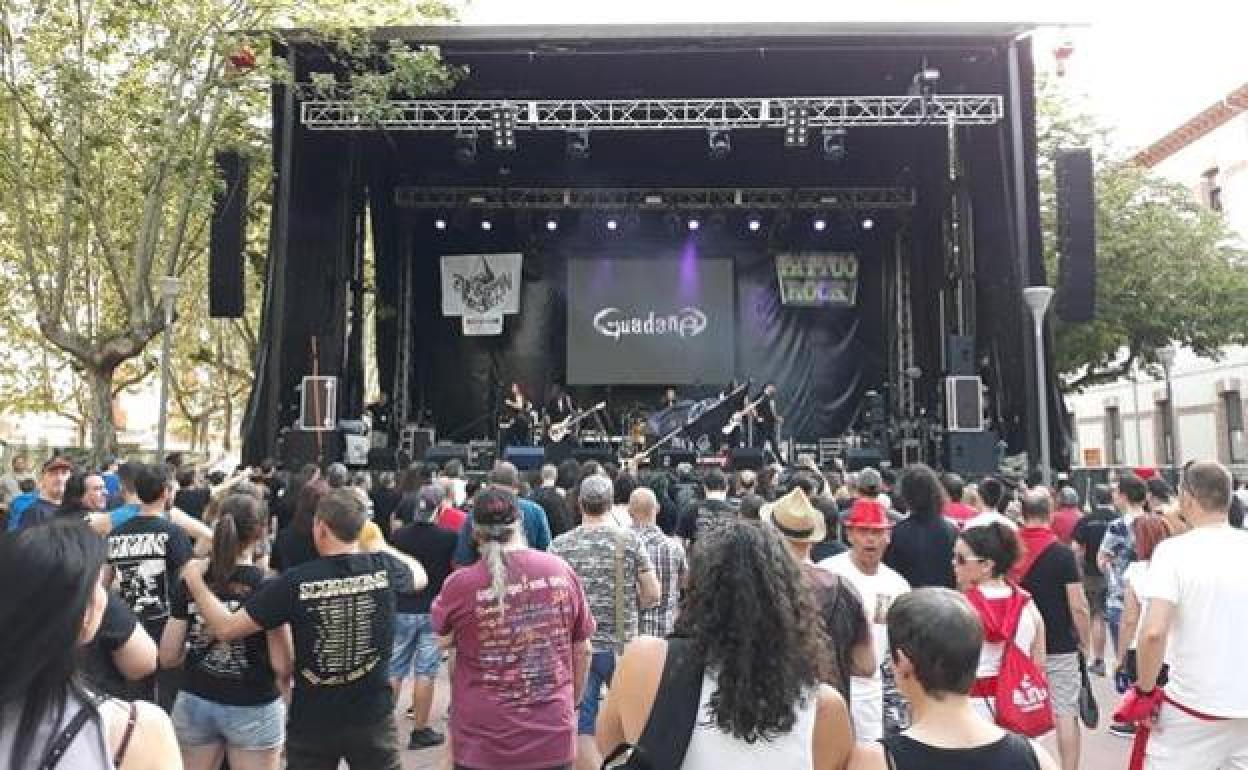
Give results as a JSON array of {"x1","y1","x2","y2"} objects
[{"x1": 432, "y1": 549, "x2": 595, "y2": 770}]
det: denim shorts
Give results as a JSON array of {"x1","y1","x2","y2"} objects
[
  {"x1": 171, "y1": 691, "x2": 285, "y2": 750},
  {"x1": 390, "y1": 612, "x2": 441, "y2": 679}
]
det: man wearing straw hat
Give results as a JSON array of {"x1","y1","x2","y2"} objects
[{"x1": 764, "y1": 487, "x2": 874, "y2": 711}]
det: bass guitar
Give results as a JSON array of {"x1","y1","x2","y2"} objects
[{"x1": 548, "y1": 401, "x2": 606, "y2": 443}]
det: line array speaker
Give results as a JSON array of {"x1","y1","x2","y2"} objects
[
  {"x1": 209, "y1": 151, "x2": 248, "y2": 318},
  {"x1": 1056, "y1": 148, "x2": 1096, "y2": 323}
]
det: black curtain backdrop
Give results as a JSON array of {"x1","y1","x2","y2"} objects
[{"x1": 371, "y1": 216, "x2": 886, "y2": 442}]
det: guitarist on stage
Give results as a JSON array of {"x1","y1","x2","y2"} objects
[
  {"x1": 545, "y1": 384, "x2": 575, "y2": 424},
  {"x1": 501, "y1": 382, "x2": 533, "y2": 447},
  {"x1": 753, "y1": 382, "x2": 783, "y2": 459}
]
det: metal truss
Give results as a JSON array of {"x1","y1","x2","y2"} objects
[
  {"x1": 303, "y1": 95, "x2": 1003, "y2": 131},
  {"x1": 394, "y1": 186, "x2": 915, "y2": 210}
]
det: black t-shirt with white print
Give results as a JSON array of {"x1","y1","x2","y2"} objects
[
  {"x1": 107, "y1": 513, "x2": 194, "y2": 640},
  {"x1": 244, "y1": 551, "x2": 414, "y2": 727},
  {"x1": 172, "y1": 565, "x2": 279, "y2": 706}
]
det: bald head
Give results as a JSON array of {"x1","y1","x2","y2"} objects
[
  {"x1": 1181, "y1": 460, "x2": 1232, "y2": 518},
  {"x1": 628, "y1": 487, "x2": 659, "y2": 524},
  {"x1": 1020, "y1": 488, "x2": 1052, "y2": 523}
]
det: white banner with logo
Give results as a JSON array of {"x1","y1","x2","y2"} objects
[{"x1": 440, "y1": 253, "x2": 523, "y2": 336}]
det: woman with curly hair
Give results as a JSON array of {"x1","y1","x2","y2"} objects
[
  {"x1": 596, "y1": 519, "x2": 852, "y2": 769},
  {"x1": 884, "y1": 464, "x2": 958, "y2": 589}
]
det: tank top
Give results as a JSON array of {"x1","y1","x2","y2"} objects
[
  {"x1": 680, "y1": 671, "x2": 816, "y2": 770},
  {"x1": 880, "y1": 732, "x2": 1040, "y2": 770},
  {"x1": 0, "y1": 689, "x2": 116, "y2": 769}
]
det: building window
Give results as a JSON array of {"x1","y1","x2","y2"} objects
[
  {"x1": 1224, "y1": 391, "x2": 1246, "y2": 464},
  {"x1": 1156, "y1": 399, "x2": 1175, "y2": 466},
  {"x1": 1201, "y1": 167, "x2": 1224, "y2": 212},
  {"x1": 1106, "y1": 406, "x2": 1124, "y2": 465}
]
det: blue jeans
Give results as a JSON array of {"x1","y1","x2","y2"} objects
[
  {"x1": 1107, "y1": 605, "x2": 1123, "y2": 652},
  {"x1": 576, "y1": 650, "x2": 616, "y2": 735},
  {"x1": 390, "y1": 612, "x2": 441, "y2": 680}
]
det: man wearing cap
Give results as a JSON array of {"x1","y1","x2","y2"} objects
[
  {"x1": 389, "y1": 483, "x2": 458, "y2": 749},
  {"x1": 453, "y1": 462, "x2": 551, "y2": 565},
  {"x1": 766, "y1": 488, "x2": 873, "y2": 710},
  {"x1": 820, "y1": 497, "x2": 911, "y2": 740},
  {"x1": 551, "y1": 474, "x2": 659, "y2": 770},
  {"x1": 8, "y1": 455, "x2": 73, "y2": 531}
]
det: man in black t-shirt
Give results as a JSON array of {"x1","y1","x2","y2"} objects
[
  {"x1": 106, "y1": 462, "x2": 194, "y2": 706},
  {"x1": 675, "y1": 469, "x2": 737, "y2": 549},
  {"x1": 1018, "y1": 490, "x2": 1091, "y2": 770},
  {"x1": 182, "y1": 489, "x2": 427, "y2": 770},
  {"x1": 389, "y1": 497, "x2": 457, "y2": 749},
  {"x1": 1071, "y1": 483, "x2": 1117, "y2": 676}
]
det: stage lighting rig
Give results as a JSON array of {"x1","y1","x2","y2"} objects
[
  {"x1": 606, "y1": 217, "x2": 619, "y2": 232},
  {"x1": 908, "y1": 65, "x2": 942, "y2": 99},
  {"x1": 545, "y1": 216, "x2": 559, "y2": 232},
  {"x1": 491, "y1": 105, "x2": 517, "y2": 151},
  {"x1": 746, "y1": 212, "x2": 763, "y2": 232},
  {"x1": 861, "y1": 217, "x2": 876, "y2": 230},
  {"x1": 821, "y1": 128, "x2": 847, "y2": 163},
  {"x1": 687, "y1": 217, "x2": 701, "y2": 232},
  {"x1": 566, "y1": 129, "x2": 591, "y2": 161},
  {"x1": 813, "y1": 216, "x2": 828, "y2": 232},
  {"x1": 707, "y1": 128, "x2": 732, "y2": 159},
  {"x1": 453, "y1": 131, "x2": 478, "y2": 166},
  {"x1": 480, "y1": 218, "x2": 493, "y2": 231},
  {"x1": 783, "y1": 101, "x2": 811, "y2": 148}
]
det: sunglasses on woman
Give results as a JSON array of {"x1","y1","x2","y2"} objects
[{"x1": 952, "y1": 553, "x2": 987, "y2": 566}]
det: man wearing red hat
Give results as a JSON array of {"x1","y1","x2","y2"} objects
[{"x1": 820, "y1": 497, "x2": 911, "y2": 740}]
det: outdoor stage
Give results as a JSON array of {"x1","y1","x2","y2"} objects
[{"x1": 242, "y1": 22, "x2": 1066, "y2": 473}]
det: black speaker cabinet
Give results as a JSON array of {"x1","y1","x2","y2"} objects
[
  {"x1": 1056, "y1": 148, "x2": 1096, "y2": 323},
  {"x1": 845, "y1": 447, "x2": 884, "y2": 471},
  {"x1": 728, "y1": 447, "x2": 765, "y2": 471},
  {"x1": 426, "y1": 444, "x2": 471, "y2": 469},
  {"x1": 209, "y1": 151, "x2": 248, "y2": 318},
  {"x1": 571, "y1": 447, "x2": 615, "y2": 466},
  {"x1": 658, "y1": 449, "x2": 697, "y2": 469},
  {"x1": 945, "y1": 431, "x2": 998, "y2": 477},
  {"x1": 946, "y1": 334, "x2": 976, "y2": 376},
  {"x1": 280, "y1": 428, "x2": 343, "y2": 468}
]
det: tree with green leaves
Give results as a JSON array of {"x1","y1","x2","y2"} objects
[
  {"x1": 0, "y1": 0, "x2": 456, "y2": 463},
  {"x1": 1037, "y1": 78, "x2": 1248, "y2": 391}
]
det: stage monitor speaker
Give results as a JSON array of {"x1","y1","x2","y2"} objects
[
  {"x1": 366, "y1": 448, "x2": 400, "y2": 471},
  {"x1": 946, "y1": 335, "x2": 976, "y2": 376},
  {"x1": 298, "y1": 376, "x2": 337, "y2": 431},
  {"x1": 572, "y1": 448, "x2": 614, "y2": 466},
  {"x1": 209, "y1": 151, "x2": 248, "y2": 318},
  {"x1": 945, "y1": 431, "x2": 998, "y2": 477},
  {"x1": 1056, "y1": 148, "x2": 1096, "y2": 323},
  {"x1": 426, "y1": 444, "x2": 470, "y2": 469},
  {"x1": 504, "y1": 446, "x2": 546, "y2": 472},
  {"x1": 945, "y1": 376, "x2": 984, "y2": 432},
  {"x1": 728, "y1": 447, "x2": 765, "y2": 471},
  {"x1": 469, "y1": 440, "x2": 497, "y2": 472},
  {"x1": 658, "y1": 449, "x2": 697, "y2": 469},
  {"x1": 845, "y1": 447, "x2": 884, "y2": 471},
  {"x1": 280, "y1": 428, "x2": 343, "y2": 468},
  {"x1": 343, "y1": 434, "x2": 369, "y2": 467}
]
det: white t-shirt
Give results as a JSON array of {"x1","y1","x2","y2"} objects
[
  {"x1": 1139, "y1": 526, "x2": 1248, "y2": 717},
  {"x1": 1122, "y1": 560, "x2": 1151, "y2": 651},
  {"x1": 964, "y1": 511, "x2": 1019, "y2": 531},
  {"x1": 819, "y1": 554, "x2": 910, "y2": 710}
]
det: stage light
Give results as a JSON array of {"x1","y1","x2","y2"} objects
[
  {"x1": 545, "y1": 217, "x2": 559, "y2": 232},
  {"x1": 491, "y1": 105, "x2": 517, "y2": 151},
  {"x1": 480, "y1": 219, "x2": 493, "y2": 231},
  {"x1": 861, "y1": 217, "x2": 876, "y2": 230},
  {"x1": 707, "y1": 128, "x2": 731, "y2": 160},
  {"x1": 748, "y1": 218, "x2": 761, "y2": 232},
  {"x1": 434, "y1": 218, "x2": 448, "y2": 231},
  {"x1": 453, "y1": 132, "x2": 478, "y2": 166},
  {"x1": 687, "y1": 218, "x2": 701, "y2": 232},
  {"x1": 606, "y1": 218, "x2": 619, "y2": 232},
  {"x1": 813, "y1": 217, "x2": 828, "y2": 232},
  {"x1": 821, "y1": 128, "x2": 847, "y2": 163},
  {"x1": 908, "y1": 65, "x2": 942, "y2": 98},
  {"x1": 784, "y1": 101, "x2": 811, "y2": 148},
  {"x1": 566, "y1": 129, "x2": 591, "y2": 161}
]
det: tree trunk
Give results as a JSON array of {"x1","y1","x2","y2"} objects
[
  {"x1": 222, "y1": 387, "x2": 234, "y2": 452},
  {"x1": 86, "y1": 365, "x2": 119, "y2": 465}
]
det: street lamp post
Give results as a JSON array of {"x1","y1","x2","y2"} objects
[
  {"x1": 1158, "y1": 343, "x2": 1180, "y2": 469},
  {"x1": 156, "y1": 276, "x2": 181, "y2": 456},
  {"x1": 1023, "y1": 286, "x2": 1055, "y2": 486}
]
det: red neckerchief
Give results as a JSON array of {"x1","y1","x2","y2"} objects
[{"x1": 1012, "y1": 525, "x2": 1058, "y2": 583}]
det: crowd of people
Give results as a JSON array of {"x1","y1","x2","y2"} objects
[{"x1": 1, "y1": 449, "x2": 1246, "y2": 770}]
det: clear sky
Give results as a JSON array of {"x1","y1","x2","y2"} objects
[{"x1": 455, "y1": 0, "x2": 1247, "y2": 151}]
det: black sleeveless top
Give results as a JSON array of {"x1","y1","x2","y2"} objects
[{"x1": 881, "y1": 733, "x2": 1040, "y2": 770}]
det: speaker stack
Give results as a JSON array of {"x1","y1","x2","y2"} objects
[{"x1": 209, "y1": 151, "x2": 248, "y2": 319}]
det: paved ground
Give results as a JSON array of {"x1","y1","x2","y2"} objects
[{"x1": 395, "y1": 661, "x2": 1133, "y2": 770}]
